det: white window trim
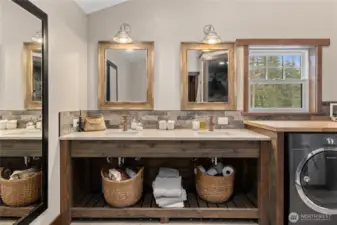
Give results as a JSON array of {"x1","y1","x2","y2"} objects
[{"x1": 248, "y1": 48, "x2": 309, "y2": 113}]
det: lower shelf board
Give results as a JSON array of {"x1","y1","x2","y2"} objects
[
  {"x1": 0, "y1": 203, "x2": 34, "y2": 218},
  {"x1": 72, "y1": 192, "x2": 258, "y2": 219}
]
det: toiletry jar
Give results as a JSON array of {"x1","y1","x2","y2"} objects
[
  {"x1": 0, "y1": 120, "x2": 7, "y2": 130},
  {"x1": 158, "y1": 120, "x2": 167, "y2": 130},
  {"x1": 167, "y1": 120, "x2": 175, "y2": 130},
  {"x1": 36, "y1": 121, "x2": 42, "y2": 129},
  {"x1": 6, "y1": 120, "x2": 17, "y2": 130}
]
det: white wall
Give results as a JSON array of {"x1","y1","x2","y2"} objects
[
  {"x1": 0, "y1": 0, "x2": 41, "y2": 110},
  {"x1": 28, "y1": 0, "x2": 87, "y2": 224},
  {"x1": 88, "y1": 0, "x2": 337, "y2": 110}
]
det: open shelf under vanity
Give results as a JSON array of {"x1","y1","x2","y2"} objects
[
  {"x1": 70, "y1": 156, "x2": 259, "y2": 221},
  {"x1": 60, "y1": 139, "x2": 269, "y2": 224},
  {"x1": 0, "y1": 200, "x2": 35, "y2": 218},
  {"x1": 72, "y1": 191, "x2": 258, "y2": 219}
]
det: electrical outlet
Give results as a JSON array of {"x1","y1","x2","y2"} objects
[
  {"x1": 73, "y1": 118, "x2": 79, "y2": 128},
  {"x1": 218, "y1": 117, "x2": 228, "y2": 125}
]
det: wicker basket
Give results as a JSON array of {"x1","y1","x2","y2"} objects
[
  {"x1": 0, "y1": 171, "x2": 42, "y2": 207},
  {"x1": 101, "y1": 167, "x2": 144, "y2": 208},
  {"x1": 195, "y1": 167, "x2": 235, "y2": 203}
]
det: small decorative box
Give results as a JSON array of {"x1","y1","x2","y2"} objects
[{"x1": 330, "y1": 103, "x2": 337, "y2": 122}]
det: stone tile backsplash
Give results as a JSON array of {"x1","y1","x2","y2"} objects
[
  {"x1": 59, "y1": 102, "x2": 335, "y2": 136},
  {"x1": 0, "y1": 110, "x2": 42, "y2": 128},
  {"x1": 59, "y1": 110, "x2": 245, "y2": 136}
]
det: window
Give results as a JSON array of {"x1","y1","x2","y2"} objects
[{"x1": 248, "y1": 49, "x2": 309, "y2": 113}]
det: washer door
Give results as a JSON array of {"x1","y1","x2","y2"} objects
[{"x1": 296, "y1": 147, "x2": 337, "y2": 215}]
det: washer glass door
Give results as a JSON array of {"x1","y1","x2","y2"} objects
[{"x1": 296, "y1": 148, "x2": 337, "y2": 214}]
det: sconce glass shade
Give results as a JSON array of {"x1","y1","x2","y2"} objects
[
  {"x1": 113, "y1": 23, "x2": 133, "y2": 44},
  {"x1": 32, "y1": 31, "x2": 43, "y2": 44},
  {"x1": 202, "y1": 25, "x2": 221, "y2": 45}
]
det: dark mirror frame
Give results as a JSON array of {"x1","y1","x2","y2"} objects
[{"x1": 12, "y1": 1, "x2": 48, "y2": 224}]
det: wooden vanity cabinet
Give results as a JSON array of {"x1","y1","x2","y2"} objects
[
  {"x1": 0, "y1": 141, "x2": 42, "y2": 219},
  {"x1": 59, "y1": 139, "x2": 270, "y2": 225}
]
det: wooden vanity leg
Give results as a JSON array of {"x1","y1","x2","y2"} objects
[
  {"x1": 258, "y1": 141, "x2": 270, "y2": 225},
  {"x1": 60, "y1": 140, "x2": 72, "y2": 225}
]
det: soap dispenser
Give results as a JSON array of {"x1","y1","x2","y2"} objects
[
  {"x1": 131, "y1": 117, "x2": 137, "y2": 130},
  {"x1": 192, "y1": 115, "x2": 200, "y2": 130}
]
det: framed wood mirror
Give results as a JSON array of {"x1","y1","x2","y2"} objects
[
  {"x1": 98, "y1": 41, "x2": 154, "y2": 109},
  {"x1": 180, "y1": 42, "x2": 236, "y2": 110},
  {"x1": 24, "y1": 42, "x2": 42, "y2": 110}
]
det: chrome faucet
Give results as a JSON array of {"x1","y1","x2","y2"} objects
[
  {"x1": 121, "y1": 115, "x2": 128, "y2": 131},
  {"x1": 209, "y1": 116, "x2": 214, "y2": 132}
]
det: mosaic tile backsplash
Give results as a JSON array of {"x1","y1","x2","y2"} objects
[
  {"x1": 0, "y1": 110, "x2": 42, "y2": 128},
  {"x1": 59, "y1": 108, "x2": 331, "y2": 136}
]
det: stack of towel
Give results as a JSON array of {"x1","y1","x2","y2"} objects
[{"x1": 152, "y1": 168, "x2": 186, "y2": 208}]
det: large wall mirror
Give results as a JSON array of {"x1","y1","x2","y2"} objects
[
  {"x1": 0, "y1": 0, "x2": 48, "y2": 224},
  {"x1": 98, "y1": 42, "x2": 154, "y2": 109},
  {"x1": 180, "y1": 43, "x2": 236, "y2": 110}
]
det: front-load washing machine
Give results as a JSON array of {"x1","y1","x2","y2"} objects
[{"x1": 286, "y1": 133, "x2": 337, "y2": 224}]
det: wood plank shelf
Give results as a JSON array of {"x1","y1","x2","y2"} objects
[
  {"x1": 72, "y1": 192, "x2": 258, "y2": 220},
  {"x1": 0, "y1": 140, "x2": 42, "y2": 157},
  {"x1": 70, "y1": 141, "x2": 260, "y2": 158},
  {"x1": 0, "y1": 202, "x2": 34, "y2": 218}
]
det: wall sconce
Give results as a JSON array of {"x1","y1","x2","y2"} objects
[
  {"x1": 202, "y1": 25, "x2": 221, "y2": 45},
  {"x1": 32, "y1": 31, "x2": 43, "y2": 44},
  {"x1": 113, "y1": 23, "x2": 133, "y2": 44}
]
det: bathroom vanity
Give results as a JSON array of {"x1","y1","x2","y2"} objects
[
  {"x1": 58, "y1": 129, "x2": 271, "y2": 225},
  {"x1": 0, "y1": 130, "x2": 42, "y2": 218},
  {"x1": 244, "y1": 120, "x2": 337, "y2": 225}
]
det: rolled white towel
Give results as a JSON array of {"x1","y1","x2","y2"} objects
[
  {"x1": 158, "y1": 167, "x2": 179, "y2": 178},
  {"x1": 153, "y1": 176, "x2": 182, "y2": 198},
  {"x1": 155, "y1": 188, "x2": 187, "y2": 207},
  {"x1": 108, "y1": 169, "x2": 121, "y2": 181},
  {"x1": 161, "y1": 202, "x2": 184, "y2": 208},
  {"x1": 125, "y1": 168, "x2": 137, "y2": 178},
  {"x1": 222, "y1": 166, "x2": 234, "y2": 176}
]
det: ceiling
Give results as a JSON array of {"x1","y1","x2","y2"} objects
[{"x1": 73, "y1": 0, "x2": 130, "y2": 14}]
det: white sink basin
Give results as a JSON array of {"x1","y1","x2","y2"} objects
[
  {"x1": 196, "y1": 130, "x2": 231, "y2": 136},
  {"x1": 105, "y1": 130, "x2": 140, "y2": 135},
  {"x1": 4, "y1": 129, "x2": 41, "y2": 136}
]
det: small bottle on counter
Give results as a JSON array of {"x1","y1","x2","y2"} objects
[
  {"x1": 131, "y1": 118, "x2": 137, "y2": 130},
  {"x1": 192, "y1": 119, "x2": 200, "y2": 130},
  {"x1": 199, "y1": 117, "x2": 206, "y2": 130}
]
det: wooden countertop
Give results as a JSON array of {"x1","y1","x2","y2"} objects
[{"x1": 244, "y1": 120, "x2": 337, "y2": 132}]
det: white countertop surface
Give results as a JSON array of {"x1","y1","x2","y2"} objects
[
  {"x1": 59, "y1": 129, "x2": 270, "y2": 141},
  {"x1": 0, "y1": 129, "x2": 42, "y2": 140}
]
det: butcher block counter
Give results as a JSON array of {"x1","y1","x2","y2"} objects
[
  {"x1": 244, "y1": 120, "x2": 337, "y2": 132},
  {"x1": 57, "y1": 128, "x2": 271, "y2": 225},
  {"x1": 244, "y1": 120, "x2": 337, "y2": 225}
]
